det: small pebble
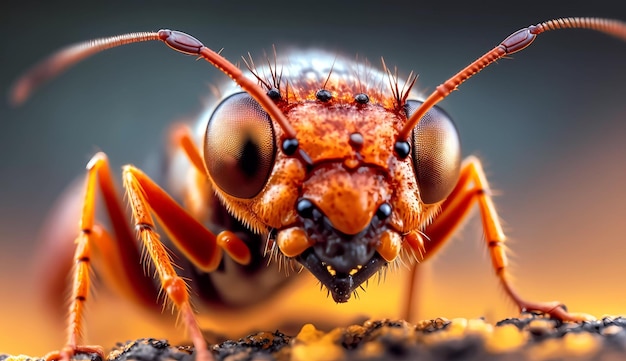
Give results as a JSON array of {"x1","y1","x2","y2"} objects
[
  {"x1": 487, "y1": 324, "x2": 526, "y2": 353},
  {"x1": 527, "y1": 319, "x2": 557, "y2": 338},
  {"x1": 563, "y1": 332, "x2": 600, "y2": 357},
  {"x1": 601, "y1": 325, "x2": 624, "y2": 337},
  {"x1": 466, "y1": 318, "x2": 493, "y2": 337}
]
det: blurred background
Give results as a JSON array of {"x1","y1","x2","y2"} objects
[{"x1": 1, "y1": 0, "x2": 625, "y2": 356}]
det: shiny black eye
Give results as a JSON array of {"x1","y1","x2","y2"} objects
[
  {"x1": 405, "y1": 100, "x2": 461, "y2": 204},
  {"x1": 204, "y1": 92, "x2": 276, "y2": 199}
]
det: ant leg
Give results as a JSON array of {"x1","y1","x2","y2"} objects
[
  {"x1": 44, "y1": 153, "x2": 159, "y2": 361},
  {"x1": 403, "y1": 156, "x2": 590, "y2": 322},
  {"x1": 170, "y1": 123, "x2": 205, "y2": 175},
  {"x1": 41, "y1": 125, "x2": 258, "y2": 361},
  {"x1": 122, "y1": 163, "x2": 254, "y2": 361},
  {"x1": 401, "y1": 260, "x2": 425, "y2": 322}
]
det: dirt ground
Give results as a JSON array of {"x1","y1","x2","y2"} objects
[{"x1": 3, "y1": 313, "x2": 626, "y2": 361}]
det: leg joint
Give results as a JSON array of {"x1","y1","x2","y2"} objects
[
  {"x1": 135, "y1": 222, "x2": 156, "y2": 233},
  {"x1": 163, "y1": 276, "x2": 189, "y2": 307},
  {"x1": 488, "y1": 240, "x2": 504, "y2": 248}
]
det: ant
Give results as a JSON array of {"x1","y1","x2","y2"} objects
[{"x1": 8, "y1": 17, "x2": 626, "y2": 361}]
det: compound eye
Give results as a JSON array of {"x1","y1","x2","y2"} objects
[
  {"x1": 405, "y1": 100, "x2": 461, "y2": 204},
  {"x1": 204, "y1": 92, "x2": 276, "y2": 199}
]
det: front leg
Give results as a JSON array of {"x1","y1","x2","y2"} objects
[
  {"x1": 122, "y1": 167, "x2": 208, "y2": 361},
  {"x1": 122, "y1": 164, "x2": 256, "y2": 361},
  {"x1": 404, "y1": 156, "x2": 591, "y2": 321}
]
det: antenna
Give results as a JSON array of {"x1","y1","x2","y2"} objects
[
  {"x1": 10, "y1": 29, "x2": 298, "y2": 141},
  {"x1": 396, "y1": 17, "x2": 626, "y2": 146}
]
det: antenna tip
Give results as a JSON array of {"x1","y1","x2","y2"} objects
[{"x1": 8, "y1": 77, "x2": 31, "y2": 107}]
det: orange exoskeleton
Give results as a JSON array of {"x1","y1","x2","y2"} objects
[{"x1": 10, "y1": 17, "x2": 626, "y2": 361}]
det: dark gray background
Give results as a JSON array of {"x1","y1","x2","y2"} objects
[{"x1": 1, "y1": 0, "x2": 625, "y2": 353}]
